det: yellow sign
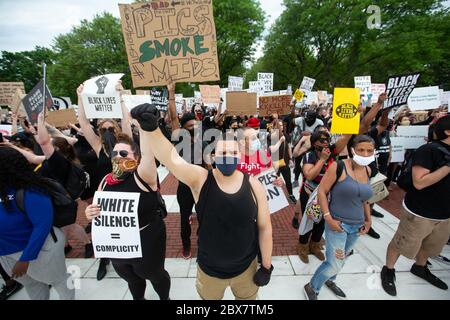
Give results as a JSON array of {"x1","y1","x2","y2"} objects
[
  {"x1": 330, "y1": 88, "x2": 361, "y2": 134},
  {"x1": 294, "y1": 89, "x2": 304, "y2": 102}
]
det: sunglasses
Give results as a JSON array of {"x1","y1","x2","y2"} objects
[
  {"x1": 100, "y1": 127, "x2": 115, "y2": 134},
  {"x1": 112, "y1": 150, "x2": 134, "y2": 158}
]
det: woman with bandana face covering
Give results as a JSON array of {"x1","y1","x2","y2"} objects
[
  {"x1": 84, "y1": 133, "x2": 171, "y2": 300},
  {"x1": 129, "y1": 104, "x2": 273, "y2": 300},
  {"x1": 304, "y1": 135, "x2": 374, "y2": 300},
  {"x1": 76, "y1": 81, "x2": 133, "y2": 280}
]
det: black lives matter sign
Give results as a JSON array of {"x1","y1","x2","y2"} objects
[{"x1": 384, "y1": 73, "x2": 421, "y2": 109}]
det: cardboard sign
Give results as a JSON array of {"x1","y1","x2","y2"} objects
[
  {"x1": 11, "y1": 89, "x2": 27, "y2": 117},
  {"x1": 407, "y1": 86, "x2": 441, "y2": 111},
  {"x1": 300, "y1": 76, "x2": 315, "y2": 94},
  {"x1": 294, "y1": 89, "x2": 304, "y2": 102},
  {"x1": 81, "y1": 73, "x2": 124, "y2": 119},
  {"x1": 122, "y1": 95, "x2": 152, "y2": 111},
  {"x1": 92, "y1": 191, "x2": 142, "y2": 259},
  {"x1": 52, "y1": 96, "x2": 72, "y2": 110},
  {"x1": 151, "y1": 88, "x2": 169, "y2": 111},
  {"x1": 118, "y1": 2, "x2": 220, "y2": 88},
  {"x1": 330, "y1": 88, "x2": 361, "y2": 134},
  {"x1": 256, "y1": 169, "x2": 289, "y2": 214},
  {"x1": 226, "y1": 92, "x2": 257, "y2": 116},
  {"x1": 258, "y1": 73, "x2": 274, "y2": 92},
  {"x1": 228, "y1": 76, "x2": 244, "y2": 92},
  {"x1": 46, "y1": 109, "x2": 79, "y2": 128},
  {"x1": 371, "y1": 83, "x2": 386, "y2": 102},
  {"x1": 259, "y1": 95, "x2": 291, "y2": 117},
  {"x1": 0, "y1": 124, "x2": 12, "y2": 137},
  {"x1": 385, "y1": 73, "x2": 421, "y2": 109},
  {"x1": 390, "y1": 137, "x2": 405, "y2": 163},
  {"x1": 0, "y1": 82, "x2": 26, "y2": 106},
  {"x1": 136, "y1": 90, "x2": 151, "y2": 95},
  {"x1": 22, "y1": 80, "x2": 53, "y2": 125},
  {"x1": 354, "y1": 76, "x2": 372, "y2": 96},
  {"x1": 199, "y1": 85, "x2": 221, "y2": 104},
  {"x1": 396, "y1": 125, "x2": 428, "y2": 149}
]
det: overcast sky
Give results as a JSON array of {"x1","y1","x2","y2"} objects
[{"x1": 0, "y1": 0, "x2": 284, "y2": 60}]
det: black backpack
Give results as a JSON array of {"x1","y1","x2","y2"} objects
[
  {"x1": 64, "y1": 163, "x2": 90, "y2": 200},
  {"x1": 397, "y1": 143, "x2": 450, "y2": 192},
  {"x1": 16, "y1": 178, "x2": 78, "y2": 233}
]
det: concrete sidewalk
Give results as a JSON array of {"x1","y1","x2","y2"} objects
[{"x1": 6, "y1": 204, "x2": 450, "y2": 300}]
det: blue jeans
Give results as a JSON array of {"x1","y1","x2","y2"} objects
[{"x1": 310, "y1": 222, "x2": 362, "y2": 295}]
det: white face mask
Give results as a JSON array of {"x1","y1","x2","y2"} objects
[
  {"x1": 62, "y1": 129, "x2": 71, "y2": 136},
  {"x1": 352, "y1": 148, "x2": 375, "y2": 166}
]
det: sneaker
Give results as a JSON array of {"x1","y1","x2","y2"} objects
[
  {"x1": 0, "y1": 281, "x2": 23, "y2": 300},
  {"x1": 430, "y1": 255, "x2": 450, "y2": 265},
  {"x1": 292, "y1": 180, "x2": 299, "y2": 188},
  {"x1": 367, "y1": 227, "x2": 380, "y2": 239},
  {"x1": 288, "y1": 194, "x2": 297, "y2": 204},
  {"x1": 181, "y1": 247, "x2": 191, "y2": 260},
  {"x1": 85, "y1": 243, "x2": 94, "y2": 258},
  {"x1": 410, "y1": 264, "x2": 448, "y2": 290},
  {"x1": 97, "y1": 258, "x2": 109, "y2": 281},
  {"x1": 325, "y1": 280, "x2": 346, "y2": 299},
  {"x1": 292, "y1": 217, "x2": 299, "y2": 229},
  {"x1": 303, "y1": 283, "x2": 317, "y2": 300},
  {"x1": 64, "y1": 244, "x2": 73, "y2": 255},
  {"x1": 380, "y1": 266, "x2": 397, "y2": 296},
  {"x1": 371, "y1": 209, "x2": 384, "y2": 218}
]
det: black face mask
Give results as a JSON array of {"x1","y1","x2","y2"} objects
[
  {"x1": 305, "y1": 117, "x2": 316, "y2": 127},
  {"x1": 102, "y1": 130, "x2": 117, "y2": 156}
]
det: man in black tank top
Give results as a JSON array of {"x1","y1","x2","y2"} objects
[{"x1": 131, "y1": 104, "x2": 274, "y2": 300}]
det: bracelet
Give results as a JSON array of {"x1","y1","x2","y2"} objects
[{"x1": 323, "y1": 212, "x2": 331, "y2": 218}]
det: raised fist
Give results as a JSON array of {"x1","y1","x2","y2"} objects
[{"x1": 130, "y1": 104, "x2": 160, "y2": 132}]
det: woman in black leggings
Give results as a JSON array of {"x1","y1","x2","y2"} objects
[{"x1": 85, "y1": 133, "x2": 170, "y2": 300}]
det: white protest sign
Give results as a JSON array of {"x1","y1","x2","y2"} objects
[
  {"x1": 122, "y1": 95, "x2": 152, "y2": 111},
  {"x1": 249, "y1": 81, "x2": 264, "y2": 94},
  {"x1": 81, "y1": 73, "x2": 124, "y2": 119},
  {"x1": 407, "y1": 86, "x2": 441, "y2": 111},
  {"x1": 371, "y1": 83, "x2": 386, "y2": 102},
  {"x1": 228, "y1": 76, "x2": 244, "y2": 92},
  {"x1": 396, "y1": 126, "x2": 428, "y2": 149},
  {"x1": 354, "y1": 76, "x2": 372, "y2": 96},
  {"x1": 0, "y1": 124, "x2": 12, "y2": 137},
  {"x1": 305, "y1": 92, "x2": 318, "y2": 105},
  {"x1": 258, "y1": 73, "x2": 274, "y2": 92},
  {"x1": 390, "y1": 137, "x2": 406, "y2": 163},
  {"x1": 194, "y1": 91, "x2": 202, "y2": 104},
  {"x1": 255, "y1": 169, "x2": 289, "y2": 214},
  {"x1": 220, "y1": 88, "x2": 228, "y2": 113},
  {"x1": 92, "y1": 191, "x2": 142, "y2": 259},
  {"x1": 440, "y1": 90, "x2": 449, "y2": 106},
  {"x1": 52, "y1": 96, "x2": 72, "y2": 110},
  {"x1": 300, "y1": 76, "x2": 316, "y2": 94},
  {"x1": 175, "y1": 94, "x2": 184, "y2": 114}
]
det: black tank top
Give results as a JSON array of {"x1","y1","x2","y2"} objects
[
  {"x1": 195, "y1": 170, "x2": 258, "y2": 279},
  {"x1": 102, "y1": 173, "x2": 159, "y2": 228}
]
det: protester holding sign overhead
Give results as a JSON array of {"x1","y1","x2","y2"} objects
[
  {"x1": 129, "y1": 103, "x2": 273, "y2": 300},
  {"x1": 85, "y1": 127, "x2": 171, "y2": 300},
  {"x1": 77, "y1": 79, "x2": 132, "y2": 280}
]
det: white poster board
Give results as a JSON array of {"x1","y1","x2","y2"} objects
[
  {"x1": 258, "y1": 73, "x2": 274, "y2": 92},
  {"x1": 396, "y1": 126, "x2": 428, "y2": 149},
  {"x1": 255, "y1": 169, "x2": 289, "y2": 214},
  {"x1": 81, "y1": 73, "x2": 124, "y2": 119},
  {"x1": 390, "y1": 137, "x2": 406, "y2": 163},
  {"x1": 440, "y1": 90, "x2": 449, "y2": 106},
  {"x1": 228, "y1": 76, "x2": 244, "y2": 92},
  {"x1": 92, "y1": 191, "x2": 142, "y2": 259},
  {"x1": 354, "y1": 76, "x2": 372, "y2": 96},
  {"x1": 371, "y1": 83, "x2": 386, "y2": 103},
  {"x1": 122, "y1": 95, "x2": 152, "y2": 111},
  {"x1": 0, "y1": 124, "x2": 12, "y2": 137},
  {"x1": 407, "y1": 86, "x2": 441, "y2": 111},
  {"x1": 300, "y1": 76, "x2": 316, "y2": 95}
]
